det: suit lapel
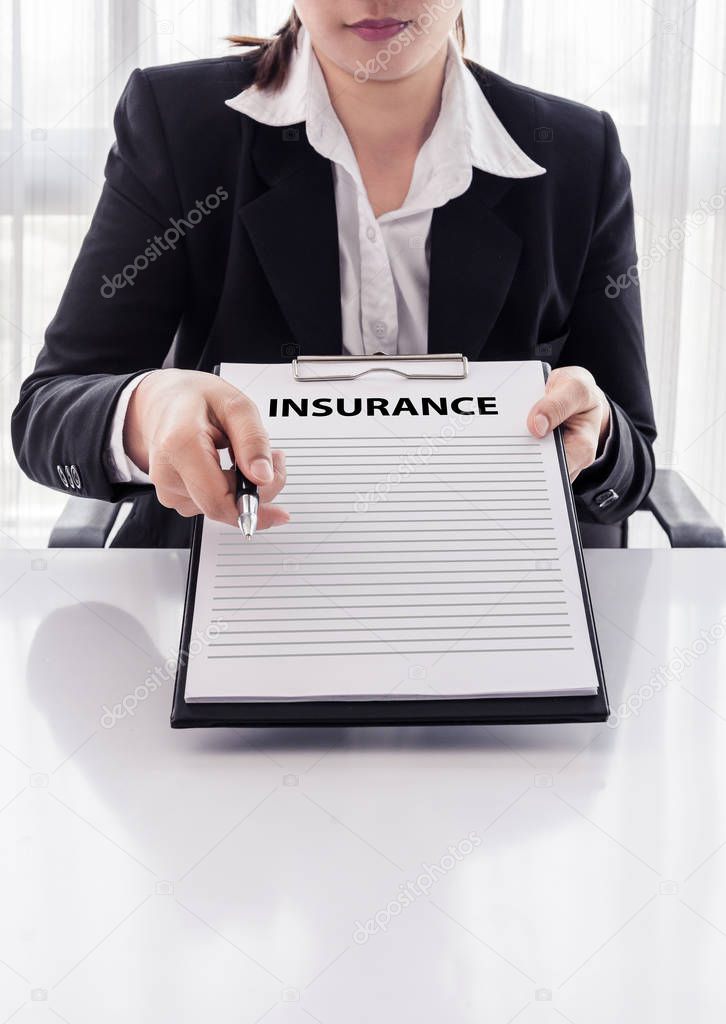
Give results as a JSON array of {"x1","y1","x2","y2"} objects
[
  {"x1": 428, "y1": 170, "x2": 523, "y2": 360},
  {"x1": 238, "y1": 121, "x2": 524, "y2": 361},
  {"x1": 237, "y1": 120, "x2": 342, "y2": 357}
]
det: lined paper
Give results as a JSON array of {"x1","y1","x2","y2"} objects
[{"x1": 184, "y1": 360, "x2": 600, "y2": 701}]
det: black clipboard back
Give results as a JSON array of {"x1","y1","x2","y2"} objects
[{"x1": 171, "y1": 359, "x2": 608, "y2": 727}]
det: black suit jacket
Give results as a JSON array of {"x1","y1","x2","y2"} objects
[{"x1": 12, "y1": 52, "x2": 656, "y2": 548}]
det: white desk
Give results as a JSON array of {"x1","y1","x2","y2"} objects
[{"x1": 1, "y1": 549, "x2": 725, "y2": 1022}]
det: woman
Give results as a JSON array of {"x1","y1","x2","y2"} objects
[{"x1": 12, "y1": 2, "x2": 656, "y2": 548}]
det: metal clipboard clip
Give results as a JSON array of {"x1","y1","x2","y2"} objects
[{"x1": 292, "y1": 353, "x2": 469, "y2": 382}]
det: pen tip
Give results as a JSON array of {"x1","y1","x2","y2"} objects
[{"x1": 238, "y1": 513, "x2": 256, "y2": 540}]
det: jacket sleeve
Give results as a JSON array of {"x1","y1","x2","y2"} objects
[
  {"x1": 11, "y1": 68, "x2": 187, "y2": 503},
  {"x1": 562, "y1": 111, "x2": 657, "y2": 525}
]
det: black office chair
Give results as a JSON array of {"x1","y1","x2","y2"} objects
[{"x1": 48, "y1": 469, "x2": 726, "y2": 548}]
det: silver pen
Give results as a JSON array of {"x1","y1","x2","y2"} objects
[{"x1": 235, "y1": 467, "x2": 259, "y2": 540}]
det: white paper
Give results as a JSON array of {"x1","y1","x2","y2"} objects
[{"x1": 184, "y1": 360, "x2": 600, "y2": 701}]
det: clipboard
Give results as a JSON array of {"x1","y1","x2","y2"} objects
[{"x1": 171, "y1": 356, "x2": 609, "y2": 727}]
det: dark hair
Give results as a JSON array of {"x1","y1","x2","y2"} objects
[{"x1": 228, "y1": 8, "x2": 467, "y2": 91}]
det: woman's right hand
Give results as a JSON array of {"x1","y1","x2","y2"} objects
[{"x1": 123, "y1": 368, "x2": 289, "y2": 530}]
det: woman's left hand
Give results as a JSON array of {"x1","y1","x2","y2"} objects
[{"x1": 526, "y1": 366, "x2": 611, "y2": 481}]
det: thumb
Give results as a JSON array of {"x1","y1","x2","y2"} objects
[{"x1": 527, "y1": 375, "x2": 583, "y2": 437}]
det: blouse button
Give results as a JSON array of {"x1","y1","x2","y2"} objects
[{"x1": 366, "y1": 226, "x2": 376, "y2": 242}]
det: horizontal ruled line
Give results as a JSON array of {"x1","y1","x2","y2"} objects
[
  {"x1": 213, "y1": 568, "x2": 562, "y2": 583},
  {"x1": 210, "y1": 634, "x2": 573, "y2": 647},
  {"x1": 207, "y1": 651, "x2": 573, "y2": 659},
  {"x1": 280, "y1": 496, "x2": 551, "y2": 504},
  {"x1": 284, "y1": 477, "x2": 548, "y2": 484},
  {"x1": 282, "y1": 452, "x2": 542, "y2": 457},
  {"x1": 280, "y1": 509, "x2": 552, "y2": 516},
  {"x1": 218, "y1": 546, "x2": 558, "y2": 554},
  {"x1": 215, "y1": 557, "x2": 558, "y2": 571},
  {"x1": 211, "y1": 594, "x2": 567, "y2": 609},
  {"x1": 257, "y1": 518, "x2": 550, "y2": 523},
  {"x1": 282, "y1": 513, "x2": 554, "y2": 520},
  {"x1": 215, "y1": 610, "x2": 568, "y2": 624},
  {"x1": 218, "y1": 526, "x2": 556, "y2": 537},
  {"x1": 218, "y1": 542, "x2": 557, "y2": 549},
  {"x1": 210, "y1": 579, "x2": 562, "y2": 590},
  {"x1": 279, "y1": 506, "x2": 551, "y2": 513},
  {"x1": 270, "y1": 436, "x2": 539, "y2": 442},
  {"x1": 246, "y1": 524, "x2": 552, "y2": 532},
  {"x1": 218, "y1": 546, "x2": 557, "y2": 554},
  {"x1": 283, "y1": 461, "x2": 544, "y2": 468},
  {"x1": 282, "y1": 452, "x2": 541, "y2": 458},
  {"x1": 270, "y1": 435, "x2": 538, "y2": 441},
  {"x1": 219, "y1": 617, "x2": 570, "y2": 633},
  {"x1": 208, "y1": 646, "x2": 576, "y2": 659},
  {"x1": 282, "y1": 482, "x2": 549, "y2": 489}
]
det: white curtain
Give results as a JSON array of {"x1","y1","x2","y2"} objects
[{"x1": 1, "y1": 0, "x2": 724, "y2": 547}]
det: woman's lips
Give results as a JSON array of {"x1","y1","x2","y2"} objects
[{"x1": 347, "y1": 18, "x2": 411, "y2": 43}]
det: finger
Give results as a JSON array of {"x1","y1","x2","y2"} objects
[
  {"x1": 258, "y1": 449, "x2": 287, "y2": 504},
  {"x1": 527, "y1": 372, "x2": 592, "y2": 437},
  {"x1": 149, "y1": 449, "x2": 207, "y2": 516},
  {"x1": 217, "y1": 449, "x2": 287, "y2": 513},
  {"x1": 167, "y1": 429, "x2": 239, "y2": 526},
  {"x1": 563, "y1": 426, "x2": 599, "y2": 481},
  {"x1": 210, "y1": 460, "x2": 286, "y2": 532},
  {"x1": 257, "y1": 504, "x2": 291, "y2": 531},
  {"x1": 148, "y1": 450, "x2": 188, "y2": 496},
  {"x1": 216, "y1": 467, "x2": 289, "y2": 530},
  {"x1": 155, "y1": 491, "x2": 202, "y2": 517},
  {"x1": 174, "y1": 499, "x2": 203, "y2": 518},
  {"x1": 161, "y1": 466, "x2": 287, "y2": 529},
  {"x1": 565, "y1": 451, "x2": 582, "y2": 482},
  {"x1": 212, "y1": 389, "x2": 274, "y2": 486}
]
